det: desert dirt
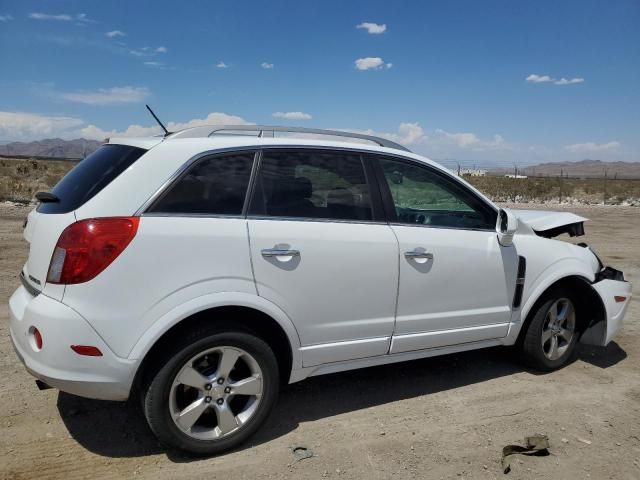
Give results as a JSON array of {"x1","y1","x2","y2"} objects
[{"x1": 0, "y1": 202, "x2": 638, "y2": 480}]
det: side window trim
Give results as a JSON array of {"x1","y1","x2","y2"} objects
[
  {"x1": 368, "y1": 153, "x2": 498, "y2": 231},
  {"x1": 140, "y1": 149, "x2": 258, "y2": 217},
  {"x1": 245, "y1": 148, "x2": 386, "y2": 224}
]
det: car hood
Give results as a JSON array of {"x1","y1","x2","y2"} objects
[{"x1": 510, "y1": 209, "x2": 588, "y2": 238}]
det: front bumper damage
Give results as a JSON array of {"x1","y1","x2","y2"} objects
[{"x1": 582, "y1": 267, "x2": 632, "y2": 346}]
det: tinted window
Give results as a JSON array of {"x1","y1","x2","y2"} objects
[
  {"x1": 148, "y1": 152, "x2": 255, "y2": 215},
  {"x1": 249, "y1": 150, "x2": 373, "y2": 221},
  {"x1": 37, "y1": 144, "x2": 146, "y2": 214},
  {"x1": 379, "y1": 157, "x2": 496, "y2": 229}
]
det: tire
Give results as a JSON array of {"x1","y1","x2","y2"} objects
[
  {"x1": 143, "y1": 328, "x2": 279, "y2": 456},
  {"x1": 519, "y1": 288, "x2": 579, "y2": 371}
]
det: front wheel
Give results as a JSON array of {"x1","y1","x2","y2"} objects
[
  {"x1": 143, "y1": 329, "x2": 279, "y2": 456},
  {"x1": 519, "y1": 290, "x2": 579, "y2": 371}
]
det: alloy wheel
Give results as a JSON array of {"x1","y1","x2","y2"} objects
[
  {"x1": 541, "y1": 298, "x2": 576, "y2": 361},
  {"x1": 169, "y1": 346, "x2": 263, "y2": 440}
]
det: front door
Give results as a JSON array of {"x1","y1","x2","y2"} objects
[
  {"x1": 248, "y1": 149, "x2": 399, "y2": 367},
  {"x1": 372, "y1": 155, "x2": 518, "y2": 354}
]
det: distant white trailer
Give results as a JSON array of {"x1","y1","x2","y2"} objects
[
  {"x1": 505, "y1": 174, "x2": 528, "y2": 179},
  {"x1": 451, "y1": 168, "x2": 487, "y2": 177},
  {"x1": 461, "y1": 168, "x2": 487, "y2": 177}
]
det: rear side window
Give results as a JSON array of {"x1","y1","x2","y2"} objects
[
  {"x1": 147, "y1": 152, "x2": 255, "y2": 215},
  {"x1": 249, "y1": 150, "x2": 373, "y2": 221},
  {"x1": 37, "y1": 144, "x2": 146, "y2": 214}
]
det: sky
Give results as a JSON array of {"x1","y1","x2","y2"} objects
[{"x1": 0, "y1": 0, "x2": 638, "y2": 166}]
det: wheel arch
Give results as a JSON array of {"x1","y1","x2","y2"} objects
[
  {"x1": 129, "y1": 295, "x2": 302, "y2": 398},
  {"x1": 516, "y1": 274, "x2": 606, "y2": 345}
]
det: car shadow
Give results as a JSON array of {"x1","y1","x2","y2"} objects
[
  {"x1": 57, "y1": 342, "x2": 627, "y2": 461},
  {"x1": 575, "y1": 341, "x2": 627, "y2": 369}
]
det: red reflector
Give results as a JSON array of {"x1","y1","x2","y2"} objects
[
  {"x1": 33, "y1": 328, "x2": 43, "y2": 350},
  {"x1": 614, "y1": 296, "x2": 627, "y2": 303},
  {"x1": 70, "y1": 345, "x2": 103, "y2": 356},
  {"x1": 47, "y1": 217, "x2": 139, "y2": 285}
]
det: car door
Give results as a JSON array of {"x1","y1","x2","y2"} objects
[
  {"x1": 371, "y1": 155, "x2": 518, "y2": 354},
  {"x1": 247, "y1": 149, "x2": 399, "y2": 367}
]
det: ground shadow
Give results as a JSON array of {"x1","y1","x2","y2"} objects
[
  {"x1": 575, "y1": 341, "x2": 627, "y2": 369},
  {"x1": 57, "y1": 342, "x2": 627, "y2": 461}
]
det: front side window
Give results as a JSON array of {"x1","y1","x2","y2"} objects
[
  {"x1": 148, "y1": 152, "x2": 255, "y2": 215},
  {"x1": 249, "y1": 150, "x2": 373, "y2": 221},
  {"x1": 378, "y1": 157, "x2": 496, "y2": 229}
]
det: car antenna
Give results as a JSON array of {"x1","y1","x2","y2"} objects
[{"x1": 145, "y1": 104, "x2": 171, "y2": 137}]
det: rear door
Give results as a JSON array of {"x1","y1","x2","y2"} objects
[
  {"x1": 23, "y1": 144, "x2": 146, "y2": 300},
  {"x1": 371, "y1": 155, "x2": 518, "y2": 354},
  {"x1": 247, "y1": 149, "x2": 399, "y2": 367}
]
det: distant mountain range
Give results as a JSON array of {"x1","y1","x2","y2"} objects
[
  {"x1": 0, "y1": 138, "x2": 101, "y2": 160},
  {"x1": 492, "y1": 159, "x2": 640, "y2": 179}
]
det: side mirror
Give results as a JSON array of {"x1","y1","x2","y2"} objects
[{"x1": 496, "y1": 208, "x2": 518, "y2": 246}]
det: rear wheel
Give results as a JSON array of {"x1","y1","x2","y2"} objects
[
  {"x1": 520, "y1": 290, "x2": 578, "y2": 371},
  {"x1": 143, "y1": 329, "x2": 279, "y2": 456}
]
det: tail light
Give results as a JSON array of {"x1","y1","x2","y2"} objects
[{"x1": 47, "y1": 217, "x2": 139, "y2": 285}]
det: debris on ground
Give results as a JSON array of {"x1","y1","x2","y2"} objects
[
  {"x1": 290, "y1": 445, "x2": 315, "y2": 464},
  {"x1": 501, "y1": 434, "x2": 550, "y2": 474},
  {"x1": 576, "y1": 437, "x2": 592, "y2": 445}
]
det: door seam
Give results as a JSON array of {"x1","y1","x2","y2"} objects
[{"x1": 387, "y1": 224, "x2": 401, "y2": 354}]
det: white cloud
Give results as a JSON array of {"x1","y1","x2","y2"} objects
[
  {"x1": 29, "y1": 12, "x2": 72, "y2": 21},
  {"x1": 128, "y1": 46, "x2": 166, "y2": 57},
  {"x1": 0, "y1": 111, "x2": 84, "y2": 141},
  {"x1": 526, "y1": 74, "x2": 554, "y2": 83},
  {"x1": 356, "y1": 22, "x2": 387, "y2": 34},
  {"x1": 272, "y1": 111, "x2": 312, "y2": 120},
  {"x1": 0, "y1": 14, "x2": 14, "y2": 22},
  {"x1": 564, "y1": 141, "x2": 620, "y2": 153},
  {"x1": 526, "y1": 73, "x2": 585, "y2": 85},
  {"x1": 56, "y1": 86, "x2": 150, "y2": 105},
  {"x1": 357, "y1": 123, "x2": 427, "y2": 146},
  {"x1": 261, "y1": 62, "x2": 274, "y2": 69},
  {"x1": 143, "y1": 61, "x2": 165, "y2": 68},
  {"x1": 106, "y1": 30, "x2": 126, "y2": 38},
  {"x1": 216, "y1": 61, "x2": 229, "y2": 69},
  {"x1": 435, "y1": 129, "x2": 508, "y2": 151},
  {"x1": 80, "y1": 112, "x2": 251, "y2": 140},
  {"x1": 29, "y1": 12, "x2": 92, "y2": 23},
  {"x1": 355, "y1": 57, "x2": 392, "y2": 70},
  {"x1": 554, "y1": 77, "x2": 584, "y2": 85}
]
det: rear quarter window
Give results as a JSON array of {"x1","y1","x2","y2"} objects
[{"x1": 37, "y1": 144, "x2": 147, "y2": 214}]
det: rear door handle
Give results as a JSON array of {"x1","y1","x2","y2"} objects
[
  {"x1": 261, "y1": 248, "x2": 300, "y2": 258},
  {"x1": 404, "y1": 250, "x2": 434, "y2": 260}
]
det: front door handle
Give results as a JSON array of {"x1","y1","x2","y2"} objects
[
  {"x1": 261, "y1": 248, "x2": 300, "y2": 258},
  {"x1": 404, "y1": 250, "x2": 434, "y2": 260}
]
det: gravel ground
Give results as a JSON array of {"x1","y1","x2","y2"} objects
[{"x1": 0, "y1": 202, "x2": 638, "y2": 480}]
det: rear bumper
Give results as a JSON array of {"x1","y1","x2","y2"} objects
[{"x1": 9, "y1": 285, "x2": 136, "y2": 401}]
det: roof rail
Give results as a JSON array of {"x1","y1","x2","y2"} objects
[{"x1": 167, "y1": 125, "x2": 411, "y2": 152}]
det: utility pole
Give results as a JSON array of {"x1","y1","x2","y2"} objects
[
  {"x1": 560, "y1": 168, "x2": 563, "y2": 203},
  {"x1": 603, "y1": 168, "x2": 608, "y2": 205}
]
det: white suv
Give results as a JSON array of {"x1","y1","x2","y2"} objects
[{"x1": 9, "y1": 125, "x2": 631, "y2": 455}]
